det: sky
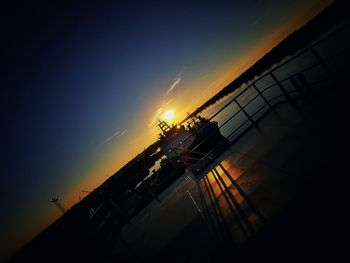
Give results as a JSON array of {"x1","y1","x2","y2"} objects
[{"x1": 0, "y1": 0, "x2": 332, "y2": 260}]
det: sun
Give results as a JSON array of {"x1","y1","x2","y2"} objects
[{"x1": 163, "y1": 110, "x2": 175, "y2": 121}]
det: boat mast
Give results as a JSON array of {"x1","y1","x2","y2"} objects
[{"x1": 158, "y1": 120, "x2": 171, "y2": 134}]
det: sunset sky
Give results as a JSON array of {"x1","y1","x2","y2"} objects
[{"x1": 1, "y1": 0, "x2": 332, "y2": 260}]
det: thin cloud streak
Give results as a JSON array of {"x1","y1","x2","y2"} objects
[
  {"x1": 165, "y1": 98, "x2": 173, "y2": 105},
  {"x1": 98, "y1": 130, "x2": 126, "y2": 146},
  {"x1": 165, "y1": 73, "x2": 182, "y2": 96},
  {"x1": 149, "y1": 107, "x2": 163, "y2": 128}
]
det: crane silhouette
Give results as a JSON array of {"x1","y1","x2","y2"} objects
[{"x1": 51, "y1": 197, "x2": 66, "y2": 215}]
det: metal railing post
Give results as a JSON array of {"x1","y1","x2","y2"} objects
[
  {"x1": 289, "y1": 76, "x2": 305, "y2": 97},
  {"x1": 109, "y1": 198, "x2": 126, "y2": 222},
  {"x1": 270, "y1": 72, "x2": 292, "y2": 102},
  {"x1": 234, "y1": 98, "x2": 257, "y2": 126},
  {"x1": 297, "y1": 73, "x2": 313, "y2": 94},
  {"x1": 252, "y1": 84, "x2": 273, "y2": 109},
  {"x1": 310, "y1": 47, "x2": 334, "y2": 79}
]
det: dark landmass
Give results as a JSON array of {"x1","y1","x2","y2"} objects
[{"x1": 7, "y1": 1, "x2": 349, "y2": 262}]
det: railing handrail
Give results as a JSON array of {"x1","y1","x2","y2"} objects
[{"x1": 205, "y1": 21, "x2": 350, "y2": 121}]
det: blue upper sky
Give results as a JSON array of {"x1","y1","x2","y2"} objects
[{"x1": 0, "y1": 0, "x2": 332, "y2": 260}]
